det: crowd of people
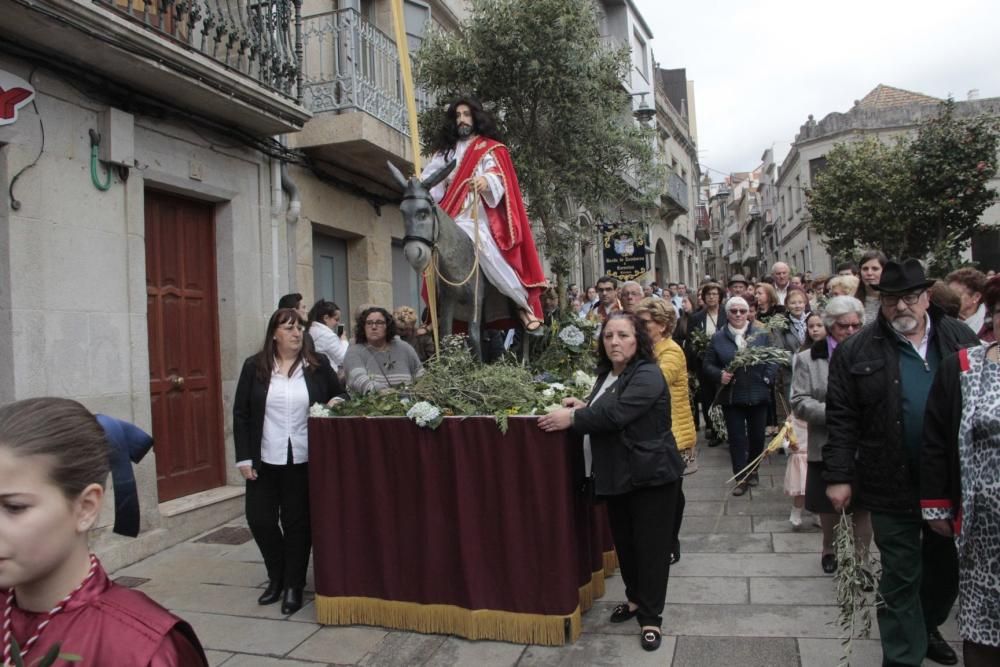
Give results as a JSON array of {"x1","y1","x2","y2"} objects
[
  {"x1": 0, "y1": 254, "x2": 996, "y2": 663},
  {"x1": 551, "y1": 258, "x2": 998, "y2": 664}
]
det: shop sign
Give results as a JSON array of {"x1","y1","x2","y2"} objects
[{"x1": 0, "y1": 70, "x2": 36, "y2": 126}]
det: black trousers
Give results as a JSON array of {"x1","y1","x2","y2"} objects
[
  {"x1": 246, "y1": 459, "x2": 311, "y2": 589},
  {"x1": 606, "y1": 481, "x2": 681, "y2": 628},
  {"x1": 723, "y1": 403, "x2": 767, "y2": 479},
  {"x1": 672, "y1": 479, "x2": 685, "y2": 554},
  {"x1": 697, "y1": 378, "x2": 719, "y2": 440}
]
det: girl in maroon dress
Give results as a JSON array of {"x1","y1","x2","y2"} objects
[{"x1": 0, "y1": 397, "x2": 207, "y2": 666}]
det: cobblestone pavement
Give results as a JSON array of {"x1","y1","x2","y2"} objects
[{"x1": 113, "y1": 436, "x2": 961, "y2": 666}]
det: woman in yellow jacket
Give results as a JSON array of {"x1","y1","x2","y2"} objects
[{"x1": 637, "y1": 297, "x2": 696, "y2": 563}]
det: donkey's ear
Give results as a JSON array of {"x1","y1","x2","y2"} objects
[
  {"x1": 421, "y1": 159, "x2": 455, "y2": 192},
  {"x1": 387, "y1": 161, "x2": 409, "y2": 190}
]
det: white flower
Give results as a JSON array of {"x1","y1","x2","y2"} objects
[
  {"x1": 548, "y1": 382, "x2": 566, "y2": 391},
  {"x1": 572, "y1": 370, "x2": 597, "y2": 390},
  {"x1": 400, "y1": 397, "x2": 411, "y2": 405},
  {"x1": 558, "y1": 325, "x2": 585, "y2": 347},
  {"x1": 541, "y1": 388, "x2": 555, "y2": 398},
  {"x1": 309, "y1": 403, "x2": 330, "y2": 418},
  {"x1": 406, "y1": 401, "x2": 441, "y2": 427}
]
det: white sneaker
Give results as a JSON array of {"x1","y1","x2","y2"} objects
[{"x1": 789, "y1": 508, "x2": 803, "y2": 528}]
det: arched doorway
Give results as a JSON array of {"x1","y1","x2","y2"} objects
[{"x1": 654, "y1": 239, "x2": 669, "y2": 285}]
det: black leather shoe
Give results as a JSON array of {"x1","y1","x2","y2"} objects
[
  {"x1": 821, "y1": 554, "x2": 837, "y2": 574},
  {"x1": 747, "y1": 472, "x2": 760, "y2": 487},
  {"x1": 257, "y1": 581, "x2": 281, "y2": 606},
  {"x1": 640, "y1": 628, "x2": 662, "y2": 651},
  {"x1": 926, "y1": 629, "x2": 958, "y2": 665},
  {"x1": 609, "y1": 602, "x2": 638, "y2": 623},
  {"x1": 281, "y1": 587, "x2": 304, "y2": 615}
]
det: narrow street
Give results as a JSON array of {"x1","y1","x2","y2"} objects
[{"x1": 112, "y1": 437, "x2": 961, "y2": 666}]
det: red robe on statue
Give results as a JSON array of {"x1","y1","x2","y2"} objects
[
  {"x1": 436, "y1": 137, "x2": 547, "y2": 320},
  {"x1": 2, "y1": 560, "x2": 208, "y2": 667}
]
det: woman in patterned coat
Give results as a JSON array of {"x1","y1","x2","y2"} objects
[{"x1": 921, "y1": 275, "x2": 1000, "y2": 667}]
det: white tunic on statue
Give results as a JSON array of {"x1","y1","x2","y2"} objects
[{"x1": 421, "y1": 138, "x2": 530, "y2": 311}]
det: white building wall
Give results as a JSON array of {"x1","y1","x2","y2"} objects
[{"x1": 0, "y1": 55, "x2": 281, "y2": 570}]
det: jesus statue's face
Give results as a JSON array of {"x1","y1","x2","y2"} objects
[{"x1": 455, "y1": 104, "x2": 474, "y2": 138}]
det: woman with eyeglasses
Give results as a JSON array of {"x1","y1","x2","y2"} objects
[
  {"x1": 791, "y1": 296, "x2": 872, "y2": 573},
  {"x1": 343, "y1": 306, "x2": 424, "y2": 395},
  {"x1": 233, "y1": 308, "x2": 346, "y2": 614},
  {"x1": 703, "y1": 296, "x2": 778, "y2": 495}
]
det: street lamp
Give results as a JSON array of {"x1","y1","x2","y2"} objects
[{"x1": 630, "y1": 92, "x2": 655, "y2": 125}]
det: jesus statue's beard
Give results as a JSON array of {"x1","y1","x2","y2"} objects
[{"x1": 457, "y1": 124, "x2": 473, "y2": 138}]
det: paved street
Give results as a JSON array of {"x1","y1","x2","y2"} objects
[{"x1": 112, "y1": 437, "x2": 961, "y2": 666}]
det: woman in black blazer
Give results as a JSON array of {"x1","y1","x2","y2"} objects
[
  {"x1": 233, "y1": 308, "x2": 345, "y2": 614},
  {"x1": 538, "y1": 313, "x2": 684, "y2": 653}
]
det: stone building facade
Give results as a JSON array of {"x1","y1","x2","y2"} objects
[{"x1": 772, "y1": 84, "x2": 1000, "y2": 275}]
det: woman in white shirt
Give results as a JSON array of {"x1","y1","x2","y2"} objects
[
  {"x1": 307, "y1": 300, "x2": 349, "y2": 371},
  {"x1": 233, "y1": 308, "x2": 345, "y2": 615}
]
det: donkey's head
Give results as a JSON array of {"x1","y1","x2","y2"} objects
[{"x1": 388, "y1": 159, "x2": 455, "y2": 273}]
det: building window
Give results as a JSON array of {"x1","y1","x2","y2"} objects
[
  {"x1": 631, "y1": 29, "x2": 648, "y2": 81},
  {"x1": 795, "y1": 176, "x2": 802, "y2": 211}
]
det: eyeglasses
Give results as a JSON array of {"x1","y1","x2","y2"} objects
[
  {"x1": 728, "y1": 309, "x2": 748, "y2": 314},
  {"x1": 880, "y1": 291, "x2": 924, "y2": 307},
  {"x1": 365, "y1": 320, "x2": 388, "y2": 328},
  {"x1": 278, "y1": 324, "x2": 304, "y2": 332},
  {"x1": 833, "y1": 321, "x2": 862, "y2": 331}
]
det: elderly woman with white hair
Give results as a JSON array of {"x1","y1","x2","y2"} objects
[
  {"x1": 703, "y1": 296, "x2": 779, "y2": 496},
  {"x1": 790, "y1": 295, "x2": 873, "y2": 573}
]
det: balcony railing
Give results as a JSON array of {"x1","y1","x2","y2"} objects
[
  {"x1": 96, "y1": 0, "x2": 303, "y2": 102},
  {"x1": 301, "y1": 8, "x2": 430, "y2": 136},
  {"x1": 666, "y1": 172, "x2": 689, "y2": 211}
]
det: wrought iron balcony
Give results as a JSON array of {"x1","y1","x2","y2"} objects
[
  {"x1": 301, "y1": 8, "x2": 430, "y2": 136},
  {"x1": 95, "y1": 0, "x2": 303, "y2": 103},
  {"x1": 667, "y1": 173, "x2": 690, "y2": 210}
]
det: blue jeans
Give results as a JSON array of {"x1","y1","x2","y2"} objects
[{"x1": 723, "y1": 403, "x2": 767, "y2": 480}]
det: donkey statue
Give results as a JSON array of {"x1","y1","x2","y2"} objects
[{"x1": 388, "y1": 160, "x2": 512, "y2": 361}]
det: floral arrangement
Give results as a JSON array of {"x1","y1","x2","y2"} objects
[
  {"x1": 531, "y1": 312, "x2": 599, "y2": 379},
  {"x1": 406, "y1": 401, "x2": 443, "y2": 429},
  {"x1": 310, "y1": 335, "x2": 598, "y2": 433}
]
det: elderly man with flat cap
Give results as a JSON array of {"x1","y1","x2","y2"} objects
[
  {"x1": 823, "y1": 259, "x2": 978, "y2": 667},
  {"x1": 726, "y1": 274, "x2": 749, "y2": 301}
]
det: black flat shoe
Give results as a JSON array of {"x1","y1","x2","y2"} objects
[
  {"x1": 640, "y1": 628, "x2": 662, "y2": 651},
  {"x1": 747, "y1": 472, "x2": 760, "y2": 487},
  {"x1": 609, "y1": 602, "x2": 638, "y2": 623},
  {"x1": 821, "y1": 554, "x2": 837, "y2": 574},
  {"x1": 926, "y1": 629, "x2": 958, "y2": 665},
  {"x1": 257, "y1": 581, "x2": 282, "y2": 606},
  {"x1": 281, "y1": 587, "x2": 304, "y2": 615}
]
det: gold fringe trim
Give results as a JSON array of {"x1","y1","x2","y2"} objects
[
  {"x1": 603, "y1": 549, "x2": 619, "y2": 574},
  {"x1": 314, "y1": 595, "x2": 582, "y2": 646},
  {"x1": 578, "y1": 569, "x2": 607, "y2": 612}
]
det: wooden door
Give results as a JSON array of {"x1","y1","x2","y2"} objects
[{"x1": 145, "y1": 190, "x2": 225, "y2": 502}]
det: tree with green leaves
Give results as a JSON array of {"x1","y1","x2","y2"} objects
[
  {"x1": 807, "y1": 100, "x2": 999, "y2": 273},
  {"x1": 414, "y1": 0, "x2": 658, "y2": 293}
]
